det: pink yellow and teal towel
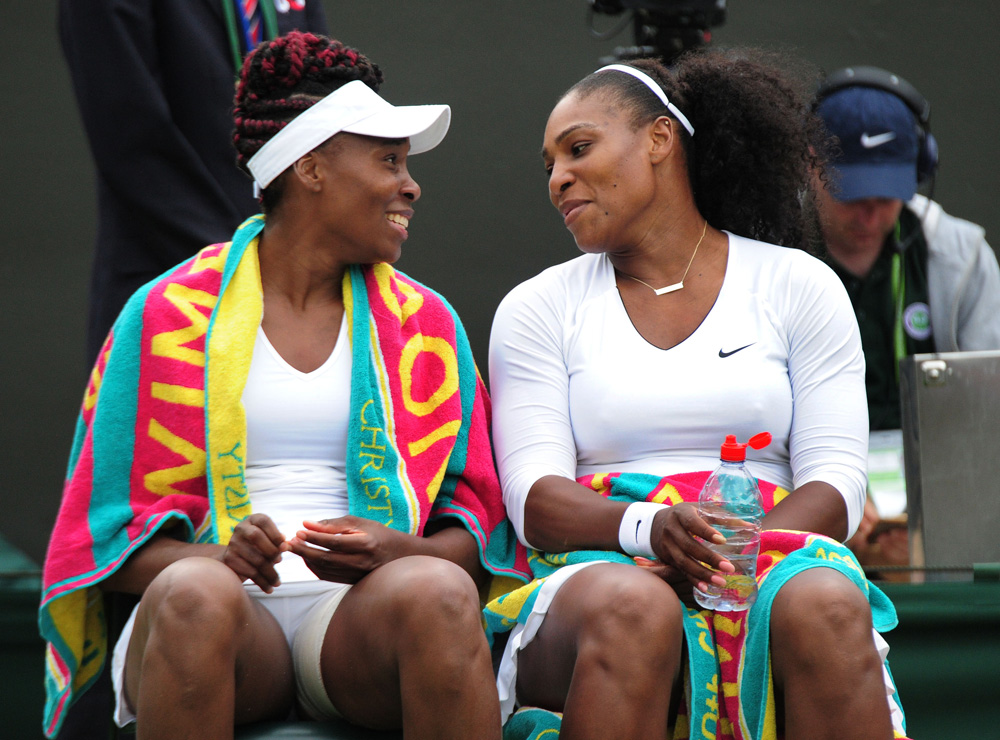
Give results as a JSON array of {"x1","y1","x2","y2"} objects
[
  {"x1": 484, "y1": 471, "x2": 911, "y2": 740},
  {"x1": 39, "y1": 215, "x2": 530, "y2": 738}
]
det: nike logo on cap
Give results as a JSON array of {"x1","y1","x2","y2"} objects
[
  {"x1": 719, "y1": 343, "x2": 754, "y2": 358},
  {"x1": 860, "y1": 131, "x2": 897, "y2": 148}
]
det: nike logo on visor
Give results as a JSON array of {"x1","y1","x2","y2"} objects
[
  {"x1": 860, "y1": 132, "x2": 897, "y2": 148},
  {"x1": 719, "y1": 343, "x2": 754, "y2": 358}
]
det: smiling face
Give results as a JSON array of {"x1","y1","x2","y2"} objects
[
  {"x1": 542, "y1": 91, "x2": 661, "y2": 254},
  {"x1": 309, "y1": 133, "x2": 421, "y2": 265}
]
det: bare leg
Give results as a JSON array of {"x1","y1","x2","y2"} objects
[
  {"x1": 770, "y1": 568, "x2": 893, "y2": 740},
  {"x1": 516, "y1": 563, "x2": 685, "y2": 740},
  {"x1": 318, "y1": 555, "x2": 500, "y2": 740},
  {"x1": 124, "y1": 557, "x2": 294, "y2": 740}
]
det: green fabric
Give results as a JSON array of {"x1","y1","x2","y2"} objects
[
  {"x1": 220, "y1": 0, "x2": 243, "y2": 73},
  {"x1": 879, "y1": 579, "x2": 1000, "y2": 623},
  {"x1": 877, "y1": 580, "x2": 1000, "y2": 738},
  {"x1": 828, "y1": 207, "x2": 935, "y2": 430},
  {"x1": 220, "y1": 0, "x2": 280, "y2": 75},
  {"x1": 503, "y1": 708, "x2": 562, "y2": 740}
]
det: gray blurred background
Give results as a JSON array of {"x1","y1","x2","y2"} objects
[{"x1": 3, "y1": 0, "x2": 998, "y2": 565}]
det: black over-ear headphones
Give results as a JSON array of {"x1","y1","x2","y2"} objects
[{"x1": 815, "y1": 66, "x2": 939, "y2": 186}]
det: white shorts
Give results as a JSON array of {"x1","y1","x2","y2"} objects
[
  {"x1": 494, "y1": 561, "x2": 906, "y2": 734},
  {"x1": 111, "y1": 579, "x2": 351, "y2": 727}
]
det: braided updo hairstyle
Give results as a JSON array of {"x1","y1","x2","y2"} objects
[
  {"x1": 569, "y1": 48, "x2": 829, "y2": 252},
  {"x1": 233, "y1": 31, "x2": 384, "y2": 213}
]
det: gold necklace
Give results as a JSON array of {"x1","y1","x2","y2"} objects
[{"x1": 621, "y1": 219, "x2": 708, "y2": 295}]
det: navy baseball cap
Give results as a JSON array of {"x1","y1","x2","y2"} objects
[{"x1": 817, "y1": 86, "x2": 920, "y2": 202}]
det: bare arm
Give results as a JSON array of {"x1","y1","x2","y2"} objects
[
  {"x1": 523, "y1": 475, "x2": 734, "y2": 593},
  {"x1": 522, "y1": 475, "x2": 628, "y2": 552},
  {"x1": 635, "y1": 481, "x2": 850, "y2": 592},
  {"x1": 99, "y1": 513, "x2": 288, "y2": 595},
  {"x1": 420, "y1": 519, "x2": 491, "y2": 589},
  {"x1": 763, "y1": 480, "x2": 849, "y2": 542},
  {"x1": 99, "y1": 530, "x2": 225, "y2": 595}
]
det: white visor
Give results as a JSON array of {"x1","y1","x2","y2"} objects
[{"x1": 247, "y1": 79, "x2": 451, "y2": 189}]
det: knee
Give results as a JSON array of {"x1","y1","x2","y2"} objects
[
  {"x1": 771, "y1": 568, "x2": 876, "y2": 663},
  {"x1": 382, "y1": 556, "x2": 482, "y2": 631},
  {"x1": 141, "y1": 557, "x2": 249, "y2": 641},
  {"x1": 575, "y1": 568, "x2": 683, "y2": 657},
  {"x1": 371, "y1": 557, "x2": 489, "y2": 676}
]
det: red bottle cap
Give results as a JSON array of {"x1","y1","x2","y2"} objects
[{"x1": 719, "y1": 432, "x2": 772, "y2": 462}]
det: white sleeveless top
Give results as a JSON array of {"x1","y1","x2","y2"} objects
[{"x1": 241, "y1": 315, "x2": 351, "y2": 583}]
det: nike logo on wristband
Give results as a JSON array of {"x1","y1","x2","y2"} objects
[
  {"x1": 860, "y1": 131, "x2": 897, "y2": 148},
  {"x1": 719, "y1": 343, "x2": 754, "y2": 358}
]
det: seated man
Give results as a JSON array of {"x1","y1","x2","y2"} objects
[
  {"x1": 815, "y1": 67, "x2": 1000, "y2": 570},
  {"x1": 815, "y1": 66, "x2": 1000, "y2": 431}
]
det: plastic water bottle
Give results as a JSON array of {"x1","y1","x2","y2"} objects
[{"x1": 693, "y1": 432, "x2": 772, "y2": 612}]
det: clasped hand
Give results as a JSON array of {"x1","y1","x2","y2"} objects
[
  {"x1": 635, "y1": 503, "x2": 736, "y2": 607},
  {"x1": 223, "y1": 513, "x2": 402, "y2": 592},
  {"x1": 287, "y1": 516, "x2": 403, "y2": 584}
]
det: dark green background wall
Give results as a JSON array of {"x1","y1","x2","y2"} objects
[{"x1": 3, "y1": 1, "x2": 998, "y2": 564}]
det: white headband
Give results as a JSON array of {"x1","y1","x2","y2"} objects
[
  {"x1": 595, "y1": 64, "x2": 695, "y2": 137},
  {"x1": 246, "y1": 79, "x2": 451, "y2": 190}
]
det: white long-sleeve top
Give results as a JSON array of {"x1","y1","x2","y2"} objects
[{"x1": 489, "y1": 233, "x2": 869, "y2": 548}]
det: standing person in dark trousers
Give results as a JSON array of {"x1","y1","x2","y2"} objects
[
  {"x1": 814, "y1": 66, "x2": 1000, "y2": 431},
  {"x1": 59, "y1": 0, "x2": 327, "y2": 366}
]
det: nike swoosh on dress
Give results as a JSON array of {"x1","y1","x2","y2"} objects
[{"x1": 718, "y1": 343, "x2": 754, "y2": 358}]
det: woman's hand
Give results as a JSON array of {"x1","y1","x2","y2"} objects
[
  {"x1": 633, "y1": 556, "x2": 702, "y2": 608},
  {"x1": 222, "y1": 513, "x2": 288, "y2": 593},
  {"x1": 286, "y1": 516, "x2": 405, "y2": 584},
  {"x1": 649, "y1": 503, "x2": 734, "y2": 593}
]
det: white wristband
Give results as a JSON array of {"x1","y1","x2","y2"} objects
[{"x1": 618, "y1": 502, "x2": 669, "y2": 559}]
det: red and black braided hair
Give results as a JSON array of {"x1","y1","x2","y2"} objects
[{"x1": 233, "y1": 31, "x2": 383, "y2": 212}]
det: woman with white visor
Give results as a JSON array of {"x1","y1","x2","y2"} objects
[{"x1": 39, "y1": 31, "x2": 528, "y2": 740}]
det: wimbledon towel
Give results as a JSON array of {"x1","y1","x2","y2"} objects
[
  {"x1": 484, "y1": 471, "x2": 909, "y2": 740},
  {"x1": 39, "y1": 215, "x2": 530, "y2": 738}
]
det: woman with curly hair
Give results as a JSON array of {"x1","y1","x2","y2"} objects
[
  {"x1": 39, "y1": 31, "x2": 529, "y2": 740},
  {"x1": 485, "y1": 50, "x2": 909, "y2": 739}
]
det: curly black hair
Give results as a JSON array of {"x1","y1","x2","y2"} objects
[
  {"x1": 232, "y1": 31, "x2": 383, "y2": 213},
  {"x1": 569, "y1": 48, "x2": 831, "y2": 252}
]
